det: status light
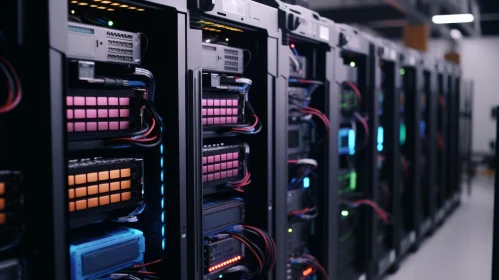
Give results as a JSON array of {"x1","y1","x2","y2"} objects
[
  {"x1": 288, "y1": 228, "x2": 293, "y2": 233},
  {"x1": 350, "y1": 61, "x2": 356, "y2": 67},
  {"x1": 208, "y1": 256, "x2": 242, "y2": 272},
  {"x1": 303, "y1": 267, "x2": 314, "y2": 276},
  {"x1": 303, "y1": 177, "x2": 310, "y2": 188},
  {"x1": 341, "y1": 210, "x2": 349, "y2": 217}
]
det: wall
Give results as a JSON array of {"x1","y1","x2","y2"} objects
[{"x1": 425, "y1": 37, "x2": 499, "y2": 153}]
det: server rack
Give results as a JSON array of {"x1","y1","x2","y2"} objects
[
  {"x1": 450, "y1": 65, "x2": 462, "y2": 210},
  {"x1": 186, "y1": 1, "x2": 279, "y2": 279},
  {"x1": 275, "y1": 2, "x2": 338, "y2": 279},
  {"x1": 336, "y1": 24, "x2": 377, "y2": 280},
  {"x1": 418, "y1": 54, "x2": 437, "y2": 239},
  {"x1": 66, "y1": 1, "x2": 190, "y2": 279},
  {"x1": 444, "y1": 62, "x2": 459, "y2": 215},
  {"x1": 434, "y1": 59, "x2": 449, "y2": 227},
  {"x1": 398, "y1": 47, "x2": 422, "y2": 257},
  {"x1": 0, "y1": 2, "x2": 61, "y2": 279},
  {"x1": 372, "y1": 37, "x2": 404, "y2": 278}
]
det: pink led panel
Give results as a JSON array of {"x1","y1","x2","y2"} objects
[
  {"x1": 202, "y1": 98, "x2": 240, "y2": 126},
  {"x1": 66, "y1": 95, "x2": 133, "y2": 133},
  {"x1": 202, "y1": 151, "x2": 241, "y2": 183}
]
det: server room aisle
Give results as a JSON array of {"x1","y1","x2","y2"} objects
[{"x1": 386, "y1": 176, "x2": 494, "y2": 280}]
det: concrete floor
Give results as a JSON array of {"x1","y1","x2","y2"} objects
[{"x1": 385, "y1": 176, "x2": 494, "y2": 280}]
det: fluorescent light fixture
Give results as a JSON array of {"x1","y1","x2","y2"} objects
[
  {"x1": 432, "y1": 14, "x2": 474, "y2": 24},
  {"x1": 450, "y1": 29, "x2": 462, "y2": 39}
]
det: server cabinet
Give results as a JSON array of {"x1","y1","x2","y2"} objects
[
  {"x1": 336, "y1": 24, "x2": 377, "y2": 280},
  {"x1": 275, "y1": 2, "x2": 338, "y2": 279},
  {"x1": 186, "y1": 1, "x2": 279, "y2": 279},
  {"x1": 372, "y1": 37, "x2": 404, "y2": 278},
  {"x1": 398, "y1": 47, "x2": 422, "y2": 257},
  {"x1": 449, "y1": 64, "x2": 462, "y2": 210},
  {"x1": 0, "y1": 1, "x2": 68, "y2": 279},
  {"x1": 6, "y1": 0, "x2": 192, "y2": 279},
  {"x1": 419, "y1": 54, "x2": 437, "y2": 238},
  {"x1": 434, "y1": 59, "x2": 449, "y2": 226}
]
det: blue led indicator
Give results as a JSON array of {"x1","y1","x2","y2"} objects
[
  {"x1": 348, "y1": 129, "x2": 356, "y2": 155},
  {"x1": 160, "y1": 145, "x2": 164, "y2": 154},
  {"x1": 377, "y1": 144, "x2": 383, "y2": 152},
  {"x1": 160, "y1": 157, "x2": 164, "y2": 168},
  {"x1": 161, "y1": 172, "x2": 164, "y2": 182},
  {"x1": 161, "y1": 211, "x2": 165, "y2": 223},
  {"x1": 162, "y1": 226, "x2": 165, "y2": 237},
  {"x1": 378, "y1": 126, "x2": 384, "y2": 145},
  {"x1": 303, "y1": 177, "x2": 310, "y2": 188},
  {"x1": 162, "y1": 239, "x2": 165, "y2": 250},
  {"x1": 161, "y1": 184, "x2": 164, "y2": 195},
  {"x1": 219, "y1": 275, "x2": 223, "y2": 279},
  {"x1": 161, "y1": 198, "x2": 164, "y2": 209}
]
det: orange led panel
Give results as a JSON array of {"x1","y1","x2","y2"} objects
[
  {"x1": 110, "y1": 169, "x2": 120, "y2": 179},
  {"x1": 87, "y1": 185, "x2": 98, "y2": 195},
  {"x1": 99, "y1": 183, "x2": 110, "y2": 193},
  {"x1": 75, "y1": 200, "x2": 87, "y2": 210},
  {"x1": 110, "y1": 182, "x2": 120, "y2": 191},
  {"x1": 99, "y1": 171, "x2": 109, "y2": 180},
  {"x1": 87, "y1": 172, "x2": 98, "y2": 182},
  {"x1": 120, "y1": 168, "x2": 131, "y2": 177},
  {"x1": 75, "y1": 174, "x2": 86, "y2": 185},
  {"x1": 99, "y1": 195, "x2": 110, "y2": 205},
  {"x1": 0, "y1": 198, "x2": 4, "y2": 210},
  {"x1": 121, "y1": 192, "x2": 131, "y2": 201},
  {"x1": 121, "y1": 180, "x2": 131, "y2": 189},
  {"x1": 88, "y1": 198, "x2": 98, "y2": 208},
  {"x1": 0, "y1": 213, "x2": 5, "y2": 224},
  {"x1": 68, "y1": 176, "x2": 75, "y2": 186},
  {"x1": 69, "y1": 202, "x2": 76, "y2": 212}
]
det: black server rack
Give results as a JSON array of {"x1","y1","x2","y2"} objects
[
  {"x1": 444, "y1": 62, "x2": 459, "y2": 216},
  {"x1": 418, "y1": 54, "x2": 437, "y2": 239},
  {"x1": 0, "y1": 1, "x2": 68, "y2": 279},
  {"x1": 397, "y1": 47, "x2": 422, "y2": 258},
  {"x1": 450, "y1": 65, "x2": 462, "y2": 210},
  {"x1": 372, "y1": 37, "x2": 404, "y2": 278},
  {"x1": 434, "y1": 59, "x2": 449, "y2": 227},
  {"x1": 186, "y1": 1, "x2": 278, "y2": 279},
  {"x1": 8, "y1": 0, "x2": 192, "y2": 279},
  {"x1": 336, "y1": 24, "x2": 378, "y2": 280},
  {"x1": 0, "y1": 3, "x2": 30, "y2": 279},
  {"x1": 275, "y1": 2, "x2": 338, "y2": 279}
]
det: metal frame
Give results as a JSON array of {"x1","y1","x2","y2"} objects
[
  {"x1": 336, "y1": 23, "x2": 372, "y2": 280},
  {"x1": 186, "y1": 1, "x2": 279, "y2": 279},
  {"x1": 373, "y1": 37, "x2": 403, "y2": 279},
  {"x1": 418, "y1": 53, "x2": 437, "y2": 239},
  {"x1": 398, "y1": 47, "x2": 423, "y2": 258},
  {"x1": 275, "y1": 2, "x2": 338, "y2": 278}
]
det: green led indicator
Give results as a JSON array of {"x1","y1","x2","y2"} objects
[
  {"x1": 341, "y1": 210, "x2": 349, "y2": 217},
  {"x1": 108, "y1": 20, "x2": 114, "y2": 27},
  {"x1": 400, "y1": 124, "x2": 407, "y2": 145},
  {"x1": 349, "y1": 172, "x2": 357, "y2": 190},
  {"x1": 400, "y1": 68, "x2": 406, "y2": 75},
  {"x1": 350, "y1": 61, "x2": 356, "y2": 67},
  {"x1": 288, "y1": 228, "x2": 293, "y2": 233}
]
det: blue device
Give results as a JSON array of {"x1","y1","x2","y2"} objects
[
  {"x1": 339, "y1": 128, "x2": 356, "y2": 155},
  {"x1": 70, "y1": 226, "x2": 145, "y2": 280}
]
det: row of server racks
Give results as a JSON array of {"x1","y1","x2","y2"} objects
[{"x1": 0, "y1": 0, "x2": 463, "y2": 279}]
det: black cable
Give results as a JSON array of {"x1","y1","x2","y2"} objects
[{"x1": 119, "y1": 272, "x2": 164, "y2": 280}]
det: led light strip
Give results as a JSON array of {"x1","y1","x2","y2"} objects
[
  {"x1": 207, "y1": 255, "x2": 242, "y2": 273},
  {"x1": 160, "y1": 141, "x2": 165, "y2": 250}
]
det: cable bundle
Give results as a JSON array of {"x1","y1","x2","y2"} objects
[
  {"x1": 115, "y1": 258, "x2": 165, "y2": 279},
  {"x1": 229, "y1": 165, "x2": 251, "y2": 192},
  {"x1": 341, "y1": 199, "x2": 390, "y2": 224},
  {"x1": 289, "y1": 254, "x2": 328, "y2": 280},
  {"x1": 217, "y1": 225, "x2": 276, "y2": 279},
  {"x1": 0, "y1": 57, "x2": 22, "y2": 114}
]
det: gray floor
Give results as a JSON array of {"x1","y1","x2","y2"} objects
[{"x1": 385, "y1": 177, "x2": 494, "y2": 280}]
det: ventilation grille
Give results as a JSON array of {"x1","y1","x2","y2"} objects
[
  {"x1": 224, "y1": 66, "x2": 239, "y2": 72},
  {"x1": 108, "y1": 40, "x2": 134, "y2": 49},
  {"x1": 107, "y1": 54, "x2": 134, "y2": 63},
  {"x1": 224, "y1": 49, "x2": 238, "y2": 55},
  {"x1": 106, "y1": 31, "x2": 134, "y2": 41}
]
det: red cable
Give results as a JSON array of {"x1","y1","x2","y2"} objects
[
  {"x1": 230, "y1": 234, "x2": 263, "y2": 275},
  {"x1": 355, "y1": 113, "x2": 369, "y2": 147},
  {"x1": 341, "y1": 199, "x2": 389, "y2": 223},
  {"x1": 302, "y1": 254, "x2": 329, "y2": 280},
  {"x1": 232, "y1": 114, "x2": 258, "y2": 132},
  {"x1": 289, "y1": 208, "x2": 310, "y2": 215},
  {"x1": 137, "y1": 271, "x2": 156, "y2": 275},
  {"x1": 0, "y1": 57, "x2": 22, "y2": 113},
  {"x1": 244, "y1": 225, "x2": 276, "y2": 272},
  {"x1": 137, "y1": 118, "x2": 156, "y2": 139},
  {"x1": 346, "y1": 81, "x2": 362, "y2": 106},
  {"x1": 134, "y1": 258, "x2": 163, "y2": 268}
]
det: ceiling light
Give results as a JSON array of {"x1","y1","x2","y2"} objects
[
  {"x1": 137, "y1": 8, "x2": 145, "y2": 11},
  {"x1": 119, "y1": 4, "x2": 128, "y2": 7},
  {"x1": 90, "y1": 4, "x2": 98, "y2": 7},
  {"x1": 107, "y1": 8, "x2": 115, "y2": 11},
  {"x1": 101, "y1": 0, "x2": 111, "y2": 3},
  {"x1": 77, "y1": 2, "x2": 88, "y2": 5},
  {"x1": 432, "y1": 14, "x2": 474, "y2": 24},
  {"x1": 71, "y1": 0, "x2": 78, "y2": 3},
  {"x1": 128, "y1": 6, "x2": 137, "y2": 9},
  {"x1": 111, "y1": 2, "x2": 120, "y2": 5},
  {"x1": 450, "y1": 29, "x2": 462, "y2": 39},
  {"x1": 97, "y1": 6, "x2": 106, "y2": 9}
]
